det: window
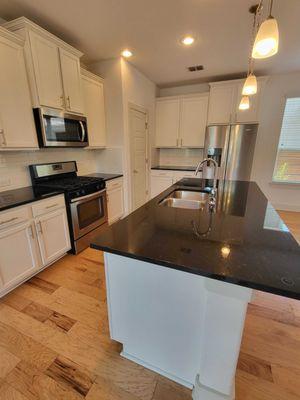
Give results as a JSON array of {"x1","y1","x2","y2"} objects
[{"x1": 273, "y1": 97, "x2": 300, "y2": 183}]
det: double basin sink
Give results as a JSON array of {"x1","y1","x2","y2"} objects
[{"x1": 159, "y1": 190, "x2": 211, "y2": 210}]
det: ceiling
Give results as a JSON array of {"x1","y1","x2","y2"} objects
[{"x1": 0, "y1": 0, "x2": 299, "y2": 86}]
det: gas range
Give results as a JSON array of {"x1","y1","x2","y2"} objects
[{"x1": 29, "y1": 161, "x2": 108, "y2": 254}]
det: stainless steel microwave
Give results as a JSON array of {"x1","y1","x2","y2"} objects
[{"x1": 33, "y1": 107, "x2": 88, "y2": 147}]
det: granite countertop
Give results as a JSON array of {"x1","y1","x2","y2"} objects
[
  {"x1": 85, "y1": 173, "x2": 123, "y2": 181},
  {"x1": 91, "y1": 178, "x2": 300, "y2": 300},
  {"x1": 151, "y1": 165, "x2": 196, "y2": 171},
  {"x1": 0, "y1": 187, "x2": 64, "y2": 212}
]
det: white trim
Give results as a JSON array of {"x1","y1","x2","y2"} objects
[
  {"x1": 0, "y1": 25, "x2": 25, "y2": 45},
  {"x1": 121, "y1": 350, "x2": 194, "y2": 389},
  {"x1": 81, "y1": 67, "x2": 104, "y2": 83}
]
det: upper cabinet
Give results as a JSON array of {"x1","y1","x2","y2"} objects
[
  {"x1": 0, "y1": 27, "x2": 38, "y2": 149},
  {"x1": 81, "y1": 68, "x2": 106, "y2": 148},
  {"x1": 207, "y1": 78, "x2": 267, "y2": 125},
  {"x1": 155, "y1": 93, "x2": 209, "y2": 148},
  {"x1": 4, "y1": 17, "x2": 84, "y2": 114}
]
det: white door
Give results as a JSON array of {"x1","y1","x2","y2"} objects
[
  {"x1": 107, "y1": 186, "x2": 124, "y2": 224},
  {"x1": 36, "y1": 209, "x2": 70, "y2": 266},
  {"x1": 29, "y1": 31, "x2": 64, "y2": 109},
  {"x1": 235, "y1": 82, "x2": 261, "y2": 123},
  {"x1": 0, "y1": 35, "x2": 38, "y2": 148},
  {"x1": 150, "y1": 176, "x2": 173, "y2": 198},
  {"x1": 155, "y1": 98, "x2": 180, "y2": 147},
  {"x1": 180, "y1": 95, "x2": 209, "y2": 147},
  {"x1": 82, "y1": 74, "x2": 106, "y2": 147},
  {"x1": 130, "y1": 108, "x2": 148, "y2": 210},
  {"x1": 60, "y1": 49, "x2": 83, "y2": 114},
  {"x1": 0, "y1": 222, "x2": 40, "y2": 292},
  {"x1": 207, "y1": 85, "x2": 236, "y2": 125}
]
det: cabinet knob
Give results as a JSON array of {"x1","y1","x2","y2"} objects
[{"x1": 133, "y1": 169, "x2": 138, "y2": 174}]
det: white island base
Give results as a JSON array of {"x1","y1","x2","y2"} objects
[{"x1": 104, "y1": 253, "x2": 253, "y2": 400}]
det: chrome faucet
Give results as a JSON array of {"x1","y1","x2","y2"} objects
[{"x1": 195, "y1": 158, "x2": 218, "y2": 201}]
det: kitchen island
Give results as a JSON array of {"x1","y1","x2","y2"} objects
[{"x1": 91, "y1": 178, "x2": 300, "y2": 400}]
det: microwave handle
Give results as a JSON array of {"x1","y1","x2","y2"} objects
[{"x1": 79, "y1": 121, "x2": 86, "y2": 142}]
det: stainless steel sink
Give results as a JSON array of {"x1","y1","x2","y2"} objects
[{"x1": 159, "y1": 190, "x2": 209, "y2": 210}]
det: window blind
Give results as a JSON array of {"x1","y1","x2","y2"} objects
[{"x1": 273, "y1": 97, "x2": 300, "y2": 183}]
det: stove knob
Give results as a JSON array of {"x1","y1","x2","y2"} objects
[{"x1": 76, "y1": 191, "x2": 80, "y2": 196}]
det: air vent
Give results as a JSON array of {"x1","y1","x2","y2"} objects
[{"x1": 187, "y1": 65, "x2": 204, "y2": 72}]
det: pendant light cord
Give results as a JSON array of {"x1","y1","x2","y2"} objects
[
  {"x1": 248, "y1": 1, "x2": 262, "y2": 75},
  {"x1": 269, "y1": 0, "x2": 274, "y2": 17}
]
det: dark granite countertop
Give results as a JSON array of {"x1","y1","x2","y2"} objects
[
  {"x1": 85, "y1": 173, "x2": 123, "y2": 182},
  {"x1": 151, "y1": 165, "x2": 196, "y2": 171},
  {"x1": 0, "y1": 186, "x2": 64, "y2": 212},
  {"x1": 91, "y1": 178, "x2": 300, "y2": 300}
]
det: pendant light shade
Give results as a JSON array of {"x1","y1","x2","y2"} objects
[
  {"x1": 252, "y1": 16, "x2": 279, "y2": 59},
  {"x1": 242, "y1": 74, "x2": 257, "y2": 95},
  {"x1": 239, "y1": 96, "x2": 250, "y2": 110}
]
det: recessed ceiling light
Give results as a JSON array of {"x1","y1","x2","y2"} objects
[
  {"x1": 181, "y1": 36, "x2": 195, "y2": 46},
  {"x1": 121, "y1": 49, "x2": 133, "y2": 58}
]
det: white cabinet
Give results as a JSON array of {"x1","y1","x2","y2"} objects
[
  {"x1": 180, "y1": 96, "x2": 209, "y2": 147},
  {"x1": 29, "y1": 30, "x2": 64, "y2": 109},
  {"x1": 4, "y1": 17, "x2": 84, "y2": 114},
  {"x1": 0, "y1": 194, "x2": 71, "y2": 297},
  {"x1": 155, "y1": 98, "x2": 180, "y2": 147},
  {"x1": 81, "y1": 69, "x2": 106, "y2": 148},
  {"x1": 36, "y1": 208, "x2": 70, "y2": 266},
  {"x1": 60, "y1": 49, "x2": 83, "y2": 114},
  {"x1": 0, "y1": 27, "x2": 38, "y2": 149},
  {"x1": 150, "y1": 170, "x2": 195, "y2": 198},
  {"x1": 207, "y1": 78, "x2": 267, "y2": 125},
  {"x1": 0, "y1": 221, "x2": 40, "y2": 292},
  {"x1": 155, "y1": 94, "x2": 209, "y2": 148},
  {"x1": 106, "y1": 178, "x2": 124, "y2": 224}
]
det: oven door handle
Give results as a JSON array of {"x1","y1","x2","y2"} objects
[
  {"x1": 79, "y1": 121, "x2": 86, "y2": 142},
  {"x1": 70, "y1": 189, "x2": 106, "y2": 204}
]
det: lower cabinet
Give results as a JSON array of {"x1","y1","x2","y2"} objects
[
  {"x1": 151, "y1": 170, "x2": 195, "y2": 198},
  {"x1": 0, "y1": 221, "x2": 40, "y2": 292},
  {"x1": 36, "y1": 208, "x2": 70, "y2": 266},
  {"x1": 0, "y1": 195, "x2": 71, "y2": 297},
  {"x1": 106, "y1": 178, "x2": 124, "y2": 224}
]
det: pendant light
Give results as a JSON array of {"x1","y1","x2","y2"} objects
[
  {"x1": 239, "y1": 96, "x2": 250, "y2": 110},
  {"x1": 242, "y1": 74, "x2": 257, "y2": 95},
  {"x1": 252, "y1": 0, "x2": 279, "y2": 59}
]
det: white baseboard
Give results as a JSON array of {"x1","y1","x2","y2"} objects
[{"x1": 273, "y1": 203, "x2": 300, "y2": 212}]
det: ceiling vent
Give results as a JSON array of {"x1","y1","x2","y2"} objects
[{"x1": 187, "y1": 65, "x2": 204, "y2": 72}]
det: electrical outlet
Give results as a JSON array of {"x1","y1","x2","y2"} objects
[{"x1": 0, "y1": 178, "x2": 11, "y2": 188}]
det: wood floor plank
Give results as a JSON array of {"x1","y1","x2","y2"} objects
[
  {"x1": 237, "y1": 352, "x2": 273, "y2": 382},
  {"x1": 5, "y1": 361, "x2": 84, "y2": 400},
  {"x1": 45, "y1": 311, "x2": 76, "y2": 333},
  {"x1": 22, "y1": 302, "x2": 53, "y2": 323},
  {"x1": 0, "y1": 346, "x2": 20, "y2": 379},
  {"x1": 0, "y1": 382, "x2": 30, "y2": 400},
  {"x1": 0, "y1": 292, "x2": 32, "y2": 312},
  {"x1": 45, "y1": 355, "x2": 95, "y2": 396},
  {"x1": 152, "y1": 376, "x2": 191, "y2": 400},
  {"x1": 86, "y1": 377, "x2": 141, "y2": 400},
  {"x1": 271, "y1": 364, "x2": 300, "y2": 397},
  {"x1": 26, "y1": 277, "x2": 59, "y2": 295}
]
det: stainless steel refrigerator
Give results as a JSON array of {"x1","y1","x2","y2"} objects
[{"x1": 202, "y1": 124, "x2": 258, "y2": 181}]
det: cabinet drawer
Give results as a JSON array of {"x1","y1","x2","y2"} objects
[
  {"x1": 0, "y1": 206, "x2": 31, "y2": 230},
  {"x1": 106, "y1": 178, "x2": 123, "y2": 191},
  {"x1": 32, "y1": 195, "x2": 65, "y2": 217}
]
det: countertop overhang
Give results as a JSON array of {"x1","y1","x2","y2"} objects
[{"x1": 91, "y1": 178, "x2": 300, "y2": 300}]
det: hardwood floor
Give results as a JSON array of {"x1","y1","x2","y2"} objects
[{"x1": 0, "y1": 212, "x2": 299, "y2": 400}]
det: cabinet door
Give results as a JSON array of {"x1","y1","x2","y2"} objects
[
  {"x1": 0, "y1": 222, "x2": 40, "y2": 293},
  {"x1": 155, "y1": 99, "x2": 180, "y2": 147},
  {"x1": 29, "y1": 31, "x2": 64, "y2": 109},
  {"x1": 150, "y1": 176, "x2": 173, "y2": 198},
  {"x1": 207, "y1": 85, "x2": 236, "y2": 125},
  {"x1": 60, "y1": 49, "x2": 84, "y2": 114},
  {"x1": 36, "y1": 208, "x2": 70, "y2": 266},
  {"x1": 0, "y1": 35, "x2": 38, "y2": 148},
  {"x1": 180, "y1": 95, "x2": 209, "y2": 147},
  {"x1": 235, "y1": 82, "x2": 261, "y2": 123},
  {"x1": 82, "y1": 74, "x2": 106, "y2": 147},
  {"x1": 107, "y1": 186, "x2": 124, "y2": 224}
]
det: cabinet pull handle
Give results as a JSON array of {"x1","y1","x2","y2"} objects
[
  {"x1": 181, "y1": 138, "x2": 183, "y2": 146},
  {"x1": 0, "y1": 217, "x2": 18, "y2": 225},
  {"x1": 46, "y1": 203, "x2": 58, "y2": 209},
  {"x1": 0, "y1": 129, "x2": 6, "y2": 146},
  {"x1": 67, "y1": 96, "x2": 71, "y2": 109},
  {"x1": 37, "y1": 221, "x2": 43, "y2": 234},
  {"x1": 28, "y1": 225, "x2": 35, "y2": 239},
  {"x1": 176, "y1": 138, "x2": 179, "y2": 147},
  {"x1": 60, "y1": 95, "x2": 65, "y2": 108}
]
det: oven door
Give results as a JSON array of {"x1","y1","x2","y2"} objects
[
  {"x1": 70, "y1": 190, "x2": 108, "y2": 240},
  {"x1": 35, "y1": 107, "x2": 88, "y2": 147}
]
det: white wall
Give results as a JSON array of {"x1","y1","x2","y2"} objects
[
  {"x1": 158, "y1": 82, "x2": 210, "y2": 97},
  {"x1": 251, "y1": 71, "x2": 300, "y2": 211},
  {"x1": 0, "y1": 149, "x2": 100, "y2": 191}
]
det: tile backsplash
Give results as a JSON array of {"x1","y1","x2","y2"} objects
[
  {"x1": 157, "y1": 148, "x2": 204, "y2": 167},
  {"x1": 0, "y1": 149, "x2": 101, "y2": 192}
]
